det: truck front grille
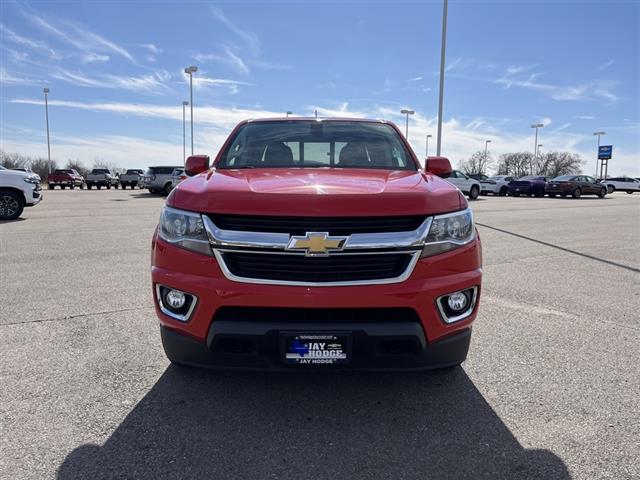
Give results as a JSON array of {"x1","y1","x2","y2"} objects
[
  {"x1": 219, "y1": 252, "x2": 413, "y2": 284},
  {"x1": 208, "y1": 214, "x2": 425, "y2": 236}
]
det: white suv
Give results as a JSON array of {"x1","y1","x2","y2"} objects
[
  {"x1": 600, "y1": 177, "x2": 640, "y2": 194},
  {"x1": 445, "y1": 170, "x2": 481, "y2": 200},
  {"x1": 0, "y1": 165, "x2": 43, "y2": 220}
]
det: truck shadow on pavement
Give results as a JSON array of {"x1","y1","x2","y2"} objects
[{"x1": 57, "y1": 366, "x2": 570, "y2": 480}]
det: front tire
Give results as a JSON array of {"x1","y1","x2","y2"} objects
[
  {"x1": 0, "y1": 190, "x2": 25, "y2": 220},
  {"x1": 48, "y1": 184, "x2": 53, "y2": 190},
  {"x1": 499, "y1": 186, "x2": 508, "y2": 196},
  {"x1": 627, "y1": 191, "x2": 634, "y2": 194},
  {"x1": 468, "y1": 185, "x2": 480, "y2": 200},
  {"x1": 599, "y1": 188, "x2": 607, "y2": 198}
]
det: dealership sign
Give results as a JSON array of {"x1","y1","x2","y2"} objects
[{"x1": 598, "y1": 145, "x2": 613, "y2": 160}]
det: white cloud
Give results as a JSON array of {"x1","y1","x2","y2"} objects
[
  {"x1": 81, "y1": 53, "x2": 110, "y2": 64},
  {"x1": 27, "y1": 11, "x2": 135, "y2": 63},
  {"x1": 0, "y1": 68, "x2": 38, "y2": 86},
  {"x1": 596, "y1": 59, "x2": 615, "y2": 71},
  {"x1": 49, "y1": 69, "x2": 170, "y2": 93},
  {"x1": 0, "y1": 24, "x2": 58, "y2": 58},
  {"x1": 210, "y1": 8, "x2": 260, "y2": 54},
  {"x1": 574, "y1": 115, "x2": 596, "y2": 120}
]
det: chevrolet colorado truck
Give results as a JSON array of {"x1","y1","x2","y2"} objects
[
  {"x1": 151, "y1": 118, "x2": 482, "y2": 370},
  {"x1": 47, "y1": 169, "x2": 85, "y2": 189}
]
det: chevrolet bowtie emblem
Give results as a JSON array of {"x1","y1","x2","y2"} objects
[{"x1": 287, "y1": 232, "x2": 348, "y2": 256}]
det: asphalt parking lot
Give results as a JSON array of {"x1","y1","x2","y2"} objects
[{"x1": 1, "y1": 189, "x2": 639, "y2": 480}]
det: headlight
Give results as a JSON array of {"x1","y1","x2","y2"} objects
[
  {"x1": 158, "y1": 206, "x2": 212, "y2": 256},
  {"x1": 421, "y1": 208, "x2": 475, "y2": 257},
  {"x1": 23, "y1": 177, "x2": 40, "y2": 185}
]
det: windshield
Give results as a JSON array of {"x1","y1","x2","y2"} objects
[{"x1": 217, "y1": 121, "x2": 416, "y2": 170}]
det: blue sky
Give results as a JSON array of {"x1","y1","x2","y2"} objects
[{"x1": 1, "y1": 0, "x2": 639, "y2": 175}]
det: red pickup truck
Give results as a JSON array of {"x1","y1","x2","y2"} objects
[
  {"x1": 47, "y1": 169, "x2": 85, "y2": 189},
  {"x1": 151, "y1": 118, "x2": 482, "y2": 370}
]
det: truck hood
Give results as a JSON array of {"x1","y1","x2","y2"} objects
[{"x1": 170, "y1": 168, "x2": 463, "y2": 216}]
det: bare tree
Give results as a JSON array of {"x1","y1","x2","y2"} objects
[
  {"x1": 496, "y1": 152, "x2": 533, "y2": 178},
  {"x1": 534, "y1": 151, "x2": 583, "y2": 177},
  {"x1": 30, "y1": 157, "x2": 58, "y2": 179},
  {"x1": 459, "y1": 150, "x2": 493, "y2": 176},
  {"x1": 0, "y1": 150, "x2": 29, "y2": 169}
]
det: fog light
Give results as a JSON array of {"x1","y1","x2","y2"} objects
[
  {"x1": 165, "y1": 289, "x2": 186, "y2": 310},
  {"x1": 447, "y1": 292, "x2": 468, "y2": 312}
]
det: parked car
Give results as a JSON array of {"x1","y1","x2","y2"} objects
[
  {"x1": 469, "y1": 173, "x2": 489, "y2": 181},
  {"x1": 142, "y1": 166, "x2": 183, "y2": 195},
  {"x1": 0, "y1": 165, "x2": 43, "y2": 220},
  {"x1": 120, "y1": 169, "x2": 144, "y2": 189},
  {"x1": 47, "y1": 169, "x2": 85, "y2": 190},
  {"x1": 152, "y1": 118, "x2": 482, "y2": 370},
  {"x1": 168, "y1": 168, "x2": 187, "y2": 192},
  {"x1": 86, "y1": 168, "x2": 118, "y2": 189},
  {"x1": 480, "y1": 175, "x2": 515, "y2": 196},
  {"x1": 508, "y1": 175, "x2": 548, "y2": 197},
  {"x1": 600, "y1": 177, "x2": 640, "y2": 194},
  {"x1": 546, "y1": 175, "x2": 607, "y2": 198},
  {"x1": 444, "y1": 169, "x2": 481, "y2": 200}
]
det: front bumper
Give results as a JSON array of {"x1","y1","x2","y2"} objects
[
  {"x1": 161, "y1": 323, "x2": 472, "y2": 370},
  {"x1": 151, "y1": 234, "x2": 482, "y2": 370},
  {"x1": 26, "y1": 185, "x2": 43, "y2": 206}
]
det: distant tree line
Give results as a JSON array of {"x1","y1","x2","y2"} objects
[
  {"x1": 458, "y1": 150, "x2": 583, "y2": 178},
  {"x1": 0, "y1": 150, "x2": 124, "y2": 181}
]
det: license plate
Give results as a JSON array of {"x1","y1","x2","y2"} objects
[{"x1": 282, "y1": 333, "x2": 350, "y2": 365}]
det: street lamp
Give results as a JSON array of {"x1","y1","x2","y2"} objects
[
  {"x1": 436, "y1": 0, "x2": 448, "y2": 156},
  {"x1": 182, "y1": 101, "x2": 189, "y2": 164},
  {"x1": 593, "y1": 131, "x2": 606, "y2": 177},
  {"x1": 43, "y1": 88, "x2": 51, "y2": 174},
  {"x1": 400, "y1": 109, "x2": 415, "y2": 139},
  {"x1": 426, "y1": 134, "x2": 432, "y2": 157},
  {"x1": 484, "y1": 140, "x2": 492, "y2": 171},
  {"x1": 531, "y1": 123, "x2": 544, "y2": 174},
  {"x1": 286, "y1": 111, "x2": 292, "y2": 117},
  {"x1": 184, "y1": 65, "x2": 198, "y2": 155}
]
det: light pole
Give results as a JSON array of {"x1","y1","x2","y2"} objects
[
  {"x1": 531, "y1": 123, "x2": 544, "y2": 174},
  {"x1": 400, "y1": 109, "x2": 415, "y2": 139},
  {"x1": 593, "y1": 131, "x2": 606, "y2": 177},
  {"x1": 484, "y1": 139, "x2": 491, "y2": 173},
  {"x1": 184, "y1": 66, "x2": 198, "y2": 155},
  {"x1": 286, "y1": 111, "x2": 292, "y2": 117},
  {"x1": 436, "y1": 0, "x2": 448, "y2": 156},
  {"x1": 43, "y1": 88, "x2": 51, "y2": 174},
  {"x1": 425, "y1": 134, "x2": 432, "y2": 157},
  {"x1": 182, "y1": 101, "x2": 189, "y2": 163}
]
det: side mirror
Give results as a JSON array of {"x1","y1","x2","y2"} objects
[
  {"x1": 425, "y1": 156, "x2": 452, "y2": 178},
  {"x1": 185, "y1": 155, "x2": 210, "y2": 177}
]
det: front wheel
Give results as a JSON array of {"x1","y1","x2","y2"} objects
[
  {"x1": 0, "y1": 189, "x2": 25, "y2": 220},
  {"x1": 599, "y1": 188, "x2": 607, "y2": 198},
  {"x1": 48, "y1": 184, "x2": 54, "y2": 190},
  {"x1": 106, "y1": 184, "x2": 111, "y2": 190},
  {"x1": 572, "y1": 188, "x2": 582, "y2": 199},
  {"x1": 163, "y1": 183, "x2": 173, "y2": 196},
  {"x1": 97, "y1": 185, "x2": 101, "y2": 190},
  {"x1": 627, "y1": 191, "x2": 634, "y2": 194},
  {"x1": 468, "y1": 185, "x2": 480, "y2": 200},
  {"x1": 499, "y1": 186, "x2": 508, "y2": 196}
]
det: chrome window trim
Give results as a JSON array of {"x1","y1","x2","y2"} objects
[
  {"x1": 203, "y1": 215, "x2": 432, "y2": 251},
  {"x1": 436, "y1": 287, "x2": 478, "y2": 324},
  {"x1": 155, "y1": 284, "x2": 198, "y2": 322},
  {"x1": 213, "y1": 249, "x2": 421, "y2": 287}
]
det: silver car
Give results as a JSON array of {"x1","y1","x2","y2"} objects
[{"x1": 141, "y1": 166, "x2": 183, "y2": 195}]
